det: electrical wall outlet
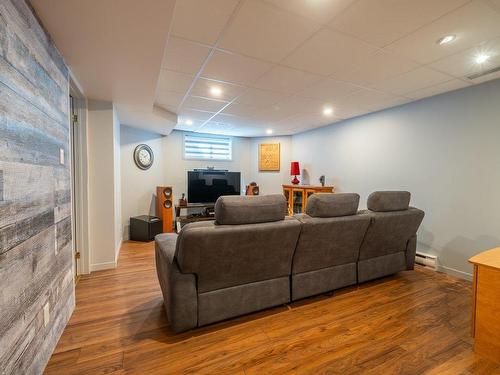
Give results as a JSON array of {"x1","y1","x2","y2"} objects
[
  {"x1": 59, "y1": 148, "x2": 65, "y2": 165},
  {"x1": 43, "y1": 302, "x2": 50, "y2": 327}
]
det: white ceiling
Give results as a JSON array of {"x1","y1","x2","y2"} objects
[
  {"x1": 159, "y1": 0, "x2": 500, "y2": 137},
  {"x1": 30, "y1": 0, "x2": 178, "y2": 135},
  {"x1": 30, "y1": 0, "x2": 500, "y2": 137}
]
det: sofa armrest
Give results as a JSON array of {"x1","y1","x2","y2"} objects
[
  {"x1": 405, "y1": 234, "x2": 417, "y2": 270},
  {"x1": 155, "y1": 233, "x2": 178, "y2": 264},
  {"x1": 155, "y1": 234, "x2": 198, "y2": 332}
]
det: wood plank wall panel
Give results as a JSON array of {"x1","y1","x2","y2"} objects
[{"x1": 0, "y1": 1, "x2": 74, "y2": 374}]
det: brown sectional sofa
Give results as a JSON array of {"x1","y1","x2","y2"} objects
[{"x1": 155, "y1": 191, "x2": 424, "y2": 333}]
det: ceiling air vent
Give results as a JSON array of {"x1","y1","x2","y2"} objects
[{"x1": 466, "y1": 65, "x2": 500, "y2": 80}]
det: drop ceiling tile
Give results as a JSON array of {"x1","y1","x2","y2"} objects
[
  {"x1": 220, "y1": 101, "x2": 287, "y2": 123},
  {"x1": 183, "y1": 96, "x2": 229, "y2": 112},
  {"x1": 177, "y1": 108, "x2": 216, "y2": 122},
  {"x1": 176, "y1": 117, "x2": 206, "y2": 131},
  {"x1": 162, "y1": 37, "x2": 211, "y2": 75},
  {"x1": 190, "y1": 78, "x2": 245, "y2": 101},
  {"x1": 371, "y1": 67, "x2": 453, "y2": 95},
  {"x1": 405, "y1": 79, "x2": 471, "y2": 99},
  {"x1": 222, "y1": 102, "x2": 263, "y2": 118},
  {"x1": 333, "y1": 105, "x2": 369, "y2": 120},
  {"x1": 276, "y1": 112, "x2": 341, "y2": 131},
  {"x1": 341, "y1": 88, "x2": 410, "y2": 112},
  {"x1": 201, "y1": 49, "x2": 272, "y2": 85},
  {"x1": 223, "y1": 96, "x2": 328, "y2": 125},
  {"x1": 386, "y1": 1, "x2": 500, "y2": 64},
  {"x1": 155, "y1": 90, "x2": 185, "y2": 112},
  {"x1": 250, "y1": 106, "x2": 295, "y2": 122},
  {"x1": 283, "y1": 29, "x2": 378, "y2": 76},
  {"x1": 297, "y1": 78, "x2": 362, "y2": 101},
  {"x1": 235, "y1": 87, "x2": 289, "y2": 107},
  {"x1": 486, "y1": 0, "x2": 500, "y2": 13},
  {"x1": 471, "y1": 69, "x2": 500, "y2": 83},
  {"x1": 273, "y1": 95, "x2": 328, "y2": 118},
  {"x1": 211, "y1": 113, "x2": 258, "y2": 128},
  {"x1": 253, "y1": 65, "x2": 322, "y2": 94},
  {"x1": 429, "y1": 37, "x2": 500, "y2": 78},
  {"x1": 197, "y1": 121, "x2": 236, "y2": 135},
  {"x1": 170, "y1": 0, "x2": 239, "y2": 45},
  {"x1": 329, "y1": 0, "x2": 469, "y2": 47},
  {"x1": 158, "y1": 70, "x2": 194, "y2": 94},
  {"x1": 218, "y1": 0, "x2": 320, "y2": 63},
  {"x1": 334, "y1": 49, "x2": 419, "y2": 86},
  {"x1": 263, "y1": 0, "x2": 356, "y2": 24}
]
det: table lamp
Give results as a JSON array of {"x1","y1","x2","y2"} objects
[{"x1": 290, "y1": 161, "x2": 300, "y2": 185}]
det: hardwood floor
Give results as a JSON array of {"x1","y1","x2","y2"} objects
[{"x1": 45, "y1": 241, "x2": 500, "y2": 375}]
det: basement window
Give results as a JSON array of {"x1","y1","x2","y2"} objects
[{"x1": 183, "y1": 133, "x2": 233, "y2": 161}]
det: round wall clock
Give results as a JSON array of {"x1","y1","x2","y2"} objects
[{"x1": 133, "y1": 144, "x2": 154, "y2": 170}]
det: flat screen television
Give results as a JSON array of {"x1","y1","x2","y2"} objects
[{"x1": 188, "y1": 170, "x2": 241, "y2": 204}]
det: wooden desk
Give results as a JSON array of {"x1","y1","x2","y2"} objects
[
  {"x1": 282, "y1": 185, "x2": 334, "y2": 215},
  {"x1": 469, "y1": 247, "x2": 500, "y2": 364}
]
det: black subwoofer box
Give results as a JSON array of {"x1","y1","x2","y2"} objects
[{"x1": 130, "y1": 215, "x2": 162, "y2": 242}]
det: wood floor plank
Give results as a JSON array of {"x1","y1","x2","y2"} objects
[{"x1": 45, "y1": 241, "x2": 500, "y2": 374}]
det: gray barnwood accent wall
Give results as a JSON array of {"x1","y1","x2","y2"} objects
[{"x1": 0, "y1": 0, "x2": 74, "y2": 374}]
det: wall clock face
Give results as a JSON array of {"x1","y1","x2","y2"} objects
[{"x1": 134, "y1": 144, "x2": 154, "y2": 170}]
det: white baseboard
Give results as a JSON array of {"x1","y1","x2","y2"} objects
[
  {"x1": 90, "y1": 261, "x2": 117, "y2": 272},
  {"x1": 115, "y1": 240, "x2": 122, "y2": 263},
  {"x1": 437, "y1": 265, "x2": 473, "y2": 281}
]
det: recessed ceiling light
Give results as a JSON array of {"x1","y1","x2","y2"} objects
[
  {"x1": 185, "y1": 119, "x2": 193, "y2": 126},
  {"x1": 266, "y1": 129, "x2": 273, "y2": 135},
  {"x1": 210, "y1": 86, "x2": 222, "y2": 97},
  {"x1": 436, "y1": 35, "x2": 456, "y2": 45},
  {"x1": 323, "y1": 106, "x2": 334, "y2": 116},
  {"x1": 475, "y1": 53, "x2": 490, "y2": 64}
]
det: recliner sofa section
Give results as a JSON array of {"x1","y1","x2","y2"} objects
[
  {"x1": 291, "y1": 193, "x2": 370, "y2": 300},
  {"x1": 155, "y1": 194, "x2": 301, "y2": 333},
  {"x1": 155, "y1": 191, "x2": 424, "y2": 332},
  {"x1": 357, "y1": 191, "x2": 425, "y2": 283}
]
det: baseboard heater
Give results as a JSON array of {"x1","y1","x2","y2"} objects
[{"x1": 415, "y1": 252, "x2": 438, "y2": 270}]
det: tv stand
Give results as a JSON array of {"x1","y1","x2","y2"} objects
[{"x1": 175, "y1": 203, "x2": 216, "y2": 232}]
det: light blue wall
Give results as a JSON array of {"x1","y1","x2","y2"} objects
[{"x1": 292, "y1": 78, "x2": 500, "y2": 279}]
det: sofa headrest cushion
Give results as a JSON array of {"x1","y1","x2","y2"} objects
[
  {"x1": 305, "y1": 193, "x2": 360, "y2": 217},
  {"x1": 367, "y1": 191, "x2": 411, "y2": 212},
  {"x1": 215, "y1": 194, "x2": 286, "y2": 225}
]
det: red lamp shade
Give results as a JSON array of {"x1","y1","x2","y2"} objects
[{"x1": 290, "y1": 162, "x2": 300, "y2": 185}]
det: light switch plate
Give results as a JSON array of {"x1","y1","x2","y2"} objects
[
  {"x1": 59, "y1": 148, "x2": 65, "y2": 165},
  {"x1": 43, "y1": 302, "x2": 50, "y2": 327}
]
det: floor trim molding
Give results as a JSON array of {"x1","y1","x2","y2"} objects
[
  {"x1": 90, "y1": 261, "x2": 117, "y2": 272},
  {"x1": 438, "y1": 265, "x2": 473, "y2": 281}
]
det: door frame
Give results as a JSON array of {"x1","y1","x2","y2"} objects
[{"x1": 69, "y1": 76, "x2": 90, "y2": 275}]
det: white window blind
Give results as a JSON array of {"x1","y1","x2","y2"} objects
[{"x1": 184, "y1": 134, "x2": 232, "y2": 161}]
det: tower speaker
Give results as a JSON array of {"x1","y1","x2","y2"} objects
[
  {"x1": 156, "y1": 186, "x2": 174, "y2": 233},
  {"x1": 245, "y1": 182, "x2": 259, "y2": 196}
]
